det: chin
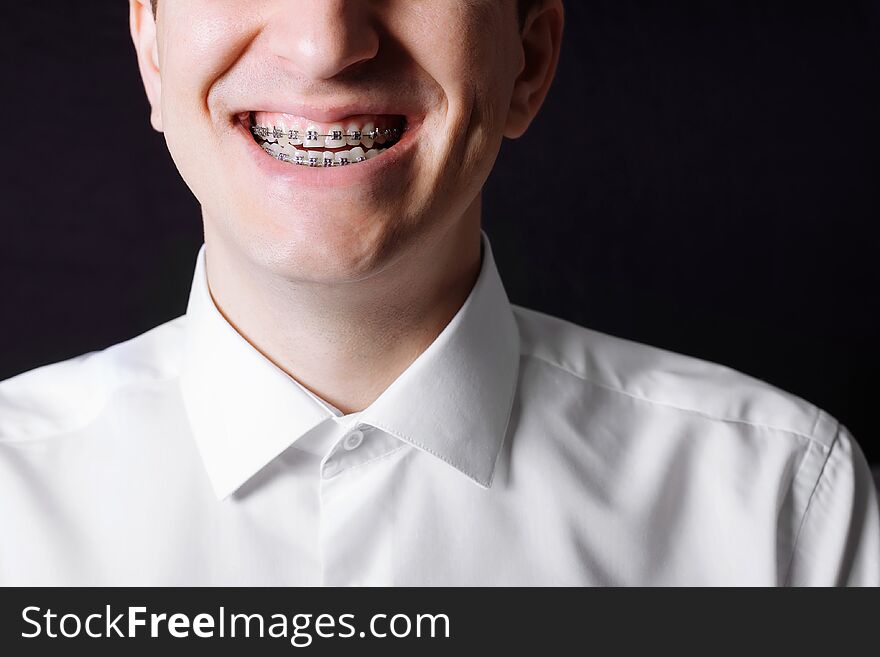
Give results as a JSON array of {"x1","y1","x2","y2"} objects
[{"x1": 228, "y1": 213, "x2": 392, "y2": 282}]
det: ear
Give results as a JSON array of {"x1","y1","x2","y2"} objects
[
  {"x1": 129, "y1": 0, "x2": 163, "y2": 132},
  {"x1": 504, "y1": 0, "x2": 565, "y2": 139}
]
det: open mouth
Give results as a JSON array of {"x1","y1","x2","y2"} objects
[{"x1": 247, "y1": 111, "x2": 407, "y2": 168}]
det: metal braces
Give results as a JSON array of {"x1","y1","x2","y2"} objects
[
  {"x1": 270, "y1": 150, "x2": 370, "y2": 167},
  {"x1": 252, "y1": 125, "x2": 400, "y2": 142}
]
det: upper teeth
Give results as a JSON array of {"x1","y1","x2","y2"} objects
[{"x1": 251, "y1": 124, "x2": 400, "y2": 149}]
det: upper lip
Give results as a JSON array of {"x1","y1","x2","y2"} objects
[{"x1": 229, "y1": 98, "x2": 422, "y2": 124}]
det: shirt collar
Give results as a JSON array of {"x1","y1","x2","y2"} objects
[{"x1": 179, "y1": 229, "x2": 521, "y2": 499}]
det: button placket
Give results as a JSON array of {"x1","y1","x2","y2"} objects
[
  {"x1": 321, "y1": 424, "x2": 371, "y2": 479},
  {"x1": 321, "y1": 460, "x2": 339, "y2": 479},
  {"x1": 318, "y1": 433, "x2": 401, "y2": 586}
]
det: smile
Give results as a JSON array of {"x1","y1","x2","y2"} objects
[{"x1": 248, "y1": 111, "x2": 406, "y2": 168}]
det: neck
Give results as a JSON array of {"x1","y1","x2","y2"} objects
[{"x1": 202, "y1": 203, "x2": 483, "y2": 415}]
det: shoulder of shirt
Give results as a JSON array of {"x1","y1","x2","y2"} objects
[
  {"x1": 510, "y1": 303, "x2": 838, "y2": 449},
  {"x1": 0, "y1": 315, "x2": 187, "y2": 444}
]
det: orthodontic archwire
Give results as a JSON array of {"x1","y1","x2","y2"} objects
[
  {"x1": 264, "y1": 149, "x2": 381, "y2": 167},
  {"x1": 251, "y1": 125, "x2": 401, "y2": 142}
]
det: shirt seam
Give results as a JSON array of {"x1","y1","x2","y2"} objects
[
  {"x1": 366, "y1": 420, "x2": 489, "y2": 487},
  {"x1": 486, "y1": 333, "x2": 522, "y2": 489},
  {"x1": 522, "y1": 351, "x2": 821, "y2": 446},
  {"x1": 324, "y1": 443, "x2": 409, "y2": 481},
  {"x1": 781, "y1": 420, "x2": 841, "y2": 586}
]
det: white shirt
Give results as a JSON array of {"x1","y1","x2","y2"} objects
[{"x1": 1, "y1": 229, "x2": 878, "y2": 586}]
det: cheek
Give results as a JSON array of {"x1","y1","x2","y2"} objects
[
  {"x1": 158, "y1": 5, "x2": 259, "y2": 202},
  {"x1": 423, "y1": 8, "x2": 516, "y2": 147},
  {"x1": 440, "y1": 55, "x2": 512, "y2": 195},
  {"x1": 161, "y1": 2, "x2": 256, "y2": 115}
]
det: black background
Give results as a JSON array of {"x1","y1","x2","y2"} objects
[{"x1": 1, "y1": 1, "x2": 877, "y2": 463}]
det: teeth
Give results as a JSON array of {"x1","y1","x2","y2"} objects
[
  {"x1": 361, "y1": 122, "x2": 375, "y2": 149},
  {"x1": 253, "y1": 120, "x2": 402, "y2": 148},
  {"x1": 304, "y1": 125, "x2": 322, "y2": 148},
  {"x1": 251, "y1": 114, "x2": 402, "y2": 167},
  {"x1": 349, "y1": 146, "x2": 366, "y2": 162},
  {"x1": 262, "y1": 146, "x2": 388, "y2": 167},
  {"x1": 273, "y1": 119, "x2": 291, "y2": 149},
  {"x1": 288, "y1": 128, "x2": 303, "y2": 146},
  {"x1": 345, "y1": 123, "x2": 362, "y2": 146},
  {"x1": 325, "y1": 126, "x2": 346, "y2": 148}
]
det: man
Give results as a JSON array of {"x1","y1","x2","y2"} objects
[{"x1": 0, "y1": 0, "x2": 877, "y2": 586}]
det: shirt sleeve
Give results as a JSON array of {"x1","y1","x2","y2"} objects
[{"x1": 785, "y1": 424, "x2": 880, "y2": 586}]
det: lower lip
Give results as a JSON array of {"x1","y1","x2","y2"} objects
[{"x1": 234, "y1": 116, "x2": 422, "y2": 190}]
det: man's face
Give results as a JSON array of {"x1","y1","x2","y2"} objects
[{"x1": 133, "y1": 0, "x2": 555, "y2": 282}]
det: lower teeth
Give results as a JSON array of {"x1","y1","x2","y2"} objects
[{"x1": 261, "y1": 144, "x2": 387, "y2": 167}]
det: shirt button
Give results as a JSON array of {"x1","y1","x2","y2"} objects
[{"x1": 343, "y1": 428, "x2": 365, "y2": 451}]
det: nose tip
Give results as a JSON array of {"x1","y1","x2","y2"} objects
[{"x1": 269, "y1": 0, "x2": 379, "y2": 80}]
